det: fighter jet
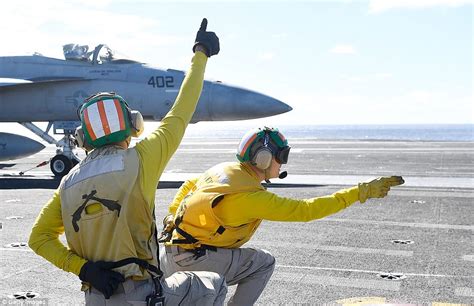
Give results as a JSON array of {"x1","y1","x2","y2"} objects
[{"x1": 0, "y1": 44, "x2": 292, "y2": 176}]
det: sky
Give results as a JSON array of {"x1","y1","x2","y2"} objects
[{"x1": 0, "y1": 0, "x2": 472, "y2": 134}]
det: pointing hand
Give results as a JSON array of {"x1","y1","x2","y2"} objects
[
  {"x1": 193, "y1": 18, "x2": 220, "y2": 57},
  {"x1": 358, "y1": 176, "x2": 404, "y2": 203}
]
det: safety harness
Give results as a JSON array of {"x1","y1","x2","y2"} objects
[
  {"x1": 106, "y1": 212, "x2": 165, "y2": 304},
  {"x1": 172, "y1": 215, "x2": 219, "y2": 257},
  {"x1": 165, "y1": 195, "x2": 226, "y2": 257},
  {"x1": 107, "y1": 257, "x2": 162, "y2": 292}
]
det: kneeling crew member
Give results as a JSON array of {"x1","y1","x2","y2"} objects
[{"x1": 159, "y1": 126, "x2": 405, "y2": 305}]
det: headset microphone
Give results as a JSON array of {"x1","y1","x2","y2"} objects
[{"x1": 278, "y1": 171, "x2": 287, "y2": 179}]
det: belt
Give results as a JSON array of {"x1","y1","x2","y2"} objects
[
  {"x1": 165, "y1": 245, "x2": 217, "y2": 260},
  {"x1": 90, "y1": 278, "x2": 152, "y2": 295},
  {"x1": 165, "y1": 245, "x2": 184, "y2": 254},
  {"x1": 165, "y1": 245, "x2": 217, "y2": 254}
]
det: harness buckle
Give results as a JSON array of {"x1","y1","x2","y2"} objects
[{"x1": 191, "y1": 247, "x2": 207, "y2": 259}]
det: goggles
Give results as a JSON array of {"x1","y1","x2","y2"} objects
[{"x1": 275, "y1": 146, "x2": 291, "y2": 164}]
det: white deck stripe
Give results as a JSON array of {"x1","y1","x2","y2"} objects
[
  {"x1": 290, "y1": 148, "x2": 474, "y2": 152},
  {"x1": 462, "y1": 255, "x2": 474, "y2": 261},
  {"x1": 178, "y1": 149, "x2": 235, "y2": 152},
  {"x1": 0, "y1": 248, "x2": 32, "y2": 252},
  {"x1": 455, "y1": 287, "x2": 474, "y2": 297},
  {"x1": 1, "y1": 262, "x2": 49, "y2": 280},
  {"x1": 103, "y1": 99, "x2": 121, "y2": 133},
  {"x1": 273, "y1": 271, "x2": 401, "y2": 291},
  {"x1": 250, "y1": 241, "x2": 413, "y2": 257},
  {"x1": 174, "y1": 148, "x2": 474, "y2": 152},
  {"x1": 276, "y1": 264, "x2": 474, "y2": 278},
  {"x1": 157, "y1": 172, "x2": 473, "y2": 189},
  {"x1": 322, "y1": 218, "x2": 474, "y2": 231},
  {"x1": 87, "y1": 102, "x2": 105, "y2": 138}
]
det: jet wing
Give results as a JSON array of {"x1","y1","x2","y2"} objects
[
  {"x1": 0, "y1": 78, "x2": 32, "y2": 86},
  {"x1": 0, "y1": 77, "x2": 90, "y2": 89}
]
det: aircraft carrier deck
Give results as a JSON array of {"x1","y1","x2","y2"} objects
[{"x1": 1, "y1": 139, "x2": 473, "y2": 305}]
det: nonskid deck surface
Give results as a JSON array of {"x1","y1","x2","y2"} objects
[{"x1": 1, "y1": 139, "x2": 473, "y2": 305}]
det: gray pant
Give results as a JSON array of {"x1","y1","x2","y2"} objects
[
  {"x1": 85, "y1": 271, "x2": 227, "y2": 306},
  {"x1": 160, "y1": 245, "x2": 276, "y2": 306}
]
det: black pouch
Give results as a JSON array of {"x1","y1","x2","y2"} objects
[{"x1": 146, "y1": 294, "x2": 165, "y2": 306}]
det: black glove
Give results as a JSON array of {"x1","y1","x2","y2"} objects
[
  {"x1": 192, "y1": 18, "x2": 220, "y2": 57},
  {"x1": 79, "y1": 261, "x2": 125, "y2": 299}
]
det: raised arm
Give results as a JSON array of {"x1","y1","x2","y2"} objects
[{"x1": 136, "y1": 19, "x2": 220, "y2": 204}]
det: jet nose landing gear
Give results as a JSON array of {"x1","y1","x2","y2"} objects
[
  {"x1": 51, "y1": 130, "x2": 81, "y2": 177},
  {"x1": 50, "y1": 154, "x2": 79, "y2": 177},
  {"x1": 20, "y1": 121, "x2": 82, "y2": 178}
]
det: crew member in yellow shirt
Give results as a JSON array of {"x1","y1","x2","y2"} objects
[
  {"x1": 159, "y1": 126, "x2": 405, "y2": 305},
  {"x1": 29, "y1": 18, "x2": 227, "y2": 305}
]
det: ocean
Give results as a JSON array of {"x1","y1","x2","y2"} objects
[{"x1": 181, "y1": 124, "x2": 474, "y2": 142}]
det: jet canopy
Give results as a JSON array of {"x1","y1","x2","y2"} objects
[{"x1": 62, "y1": 44, "x2": 138, "y2": 64}]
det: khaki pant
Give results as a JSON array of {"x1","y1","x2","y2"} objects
[
  {"x1": 85, "y1": 271, "x2": 227, "y2": 306},
  {"x1": 160, "y1": 245, "x2": 276, "y2": 306}
]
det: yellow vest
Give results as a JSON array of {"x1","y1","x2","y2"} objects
[
  {"x1": 60, "y1": 146, "x2": 157, "y2": 280},
  {"x1": 171, "y1": 162, "x2": 264, "y2": 249}
]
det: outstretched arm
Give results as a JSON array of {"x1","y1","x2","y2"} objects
[{"x1": 215, "y1": 176, "x2": 404, "y2": 224}]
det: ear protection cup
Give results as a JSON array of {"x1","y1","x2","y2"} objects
[
  {"x1": 252, "y1": 147, "x2": 273, "y2": 170},
  {"x1": 74, "y1": 127, "x2": 94, "y2": 152},
  {"x1": 74, "y1": 126, "x2": 85, "y2": 148},
  {"x1": 236, "y1": 126, "x2": 290, "y2": 167},
  {"x1": 129, "y1": 110, "x2": 144, "y2": 137}
]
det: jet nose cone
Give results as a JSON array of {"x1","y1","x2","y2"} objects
[{"x1": 209, "y1": 83, "x2": 292, "y2": 121}]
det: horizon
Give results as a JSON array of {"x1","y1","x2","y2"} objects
[
  {"x1": 1, "y1": 122, "x2": 472, "y2": 144},
  {"x1": 0, "y1": 0, "x2": 472, "y2": 128}
]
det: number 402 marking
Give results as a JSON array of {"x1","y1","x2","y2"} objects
[{"x1": 148, "y1": 76, "x2": 174, "y2": 88}]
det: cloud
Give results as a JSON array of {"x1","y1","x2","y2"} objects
[
  {"x1": 278, "y1": 90, "x2": 473, "y2": 124},
  {"x1": 271, "y1": 33, "x2": 288, "y2": 39},
  {"x1": 373, "y1": 90, "x2": 473, "y2": 123},
  {"x1": 340, "y1": 73, "x2": 392, "y2": 82},
  {"x1": 259, "y1": 52, "x2": 275, "y2": 61},
  {"x1": 330, "y1": 44, "x2": 356, "y2": 54},
  {"x1": 369, "y1": 0, "x2": 473, "y2": 13},
  {"x1": 0, "y1": 1, "x2": 183, "y2": 60},
  {"x1": 375, "y1": 73, "x2": 393, "y2": 79},
  {"x1": 341, "y1": 75, "x2": 366, "y2": 82}
]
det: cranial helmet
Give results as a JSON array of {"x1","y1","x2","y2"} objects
[
  {"x1": 75, "y1": 92, "x2": 144, "y2": 149},
  {"x1": 236, "y1": 127, "x2": 291, "y2": 170}
]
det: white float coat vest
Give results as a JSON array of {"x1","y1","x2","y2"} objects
[{"x1": 60, "y1": 145, "x2": 157, "y2": 279}]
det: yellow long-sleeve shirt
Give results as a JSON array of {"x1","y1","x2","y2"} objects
[
  {"x1": 169, "y1": 162, "x2": 360, "y2": 230},
  {"x1": 28, "y1": 52, "x2": 208, "y2": 276}
]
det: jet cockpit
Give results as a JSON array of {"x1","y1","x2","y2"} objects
[{"x1": 63, "y1": 44, "x2": 138, "y2": 65}]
